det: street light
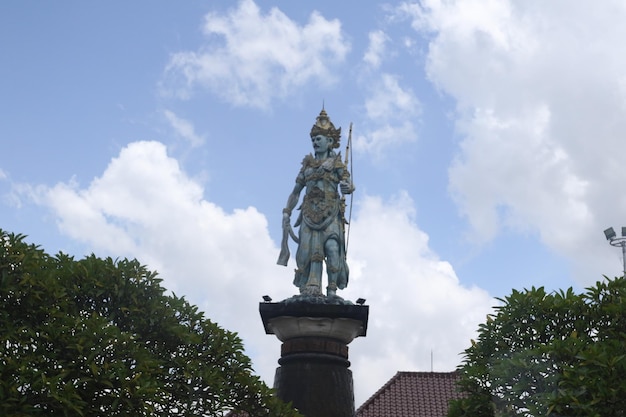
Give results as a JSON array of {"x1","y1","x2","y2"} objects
[{"x1": 604, "y1": 226, "x2": 626, "y2": 276}]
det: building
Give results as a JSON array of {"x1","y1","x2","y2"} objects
[{"x1": 356, "y1": 371, "x2": 462, "y2": 417}]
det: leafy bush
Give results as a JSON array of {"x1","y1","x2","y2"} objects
[
  {"x1": 449, "y1": 279, "x2": 626, "y2": 417},
  {"x1": 0, "y1": 229, "x2": 299, "y2": 417}
]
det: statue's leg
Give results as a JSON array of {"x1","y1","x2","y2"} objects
[
  {"x1": 306, "y1": 255, "x2": 323, "y2": 295},
  {"x1": 302, "y1": 231, "x2": 323, "y2": 295},
  {"x1": 325, "y1": 239, "x2": 340, "y2": 296}
]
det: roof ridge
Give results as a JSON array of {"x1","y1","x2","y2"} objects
[
  {"x1": 397, "y1": 370, "x2": 458, "y2": 377},
  {"x1": 356, "y1": 370, "x2": 462, "y2": 416},
  {"x1": 356, "y1": 371, "x2": 457, "y2": 413}
]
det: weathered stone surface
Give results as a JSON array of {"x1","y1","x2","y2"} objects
[
  {"x1": 277, "y1": 109, "x2": 354, "y2": 298},
  {"x1": 282, "y1": 337, "x2": 349, "y2": 359},
  {"x1": 260, "y1": 301, "x2": 368, "y2": 417},
  {"x1": 274, "y1": 361, "x2": 355, "y2": 417},
  {"x1": 268, "y1": 316, "x2": 364, "y2": 343},
  {"x1": 259, "y1": 301, "x2": 369, "y2": 337},
  {"x1": 282, "y1": 293, "x2": 355, "y2": 305}
]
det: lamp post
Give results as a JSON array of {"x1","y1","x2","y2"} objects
[{"x1": 604, "y1": 227, "x2": 626, "y2": 276}]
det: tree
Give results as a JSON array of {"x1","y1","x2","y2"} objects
[
  {"x1": 448, "y1": 278, "x2": 626, "y2": 417},
  {"x1": 0, "y1": 229, "x2": 300, "y2": 417}
]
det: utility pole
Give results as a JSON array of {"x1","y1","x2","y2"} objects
[{"x1": 604, "y1": 227, "x2": 626, "y2": 276}]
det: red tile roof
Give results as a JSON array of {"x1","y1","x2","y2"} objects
[{"x1": 356, "y1": 371, "x2": 462, "y2": 417}]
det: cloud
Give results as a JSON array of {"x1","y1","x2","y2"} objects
[
  {"x1": 363, "y1": 30, "x2": 389, "y2": 69},
  {"x1": 163, "y1": 110, "x2": 205, "y2": 147},
  {"x1": 344, "y1": 192, "x2": 492, "y2": 400},
  {"x1": 355, "y1": 73, "x2": 421, "y2": 157},
  {"x1": 25, "y1": 140, "x2": 493, "y2": 406},
  {"x1": 161, "y1": 0, "x2": 350, "y2": 109},
  {"x1": 398, "y1": 0, "x2": 626, "y2": 284}
]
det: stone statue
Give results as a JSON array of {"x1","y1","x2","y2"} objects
[{"x1": 277, "y1": 108, "x2": 354, "y2": 297}]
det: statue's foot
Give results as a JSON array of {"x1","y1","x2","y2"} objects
[
  {"x1": 327, "y1": 288, "x2": 337, "y2": 297},
  {"x1": 301, "y1": 285, "x2": 323, "y2": 296}
]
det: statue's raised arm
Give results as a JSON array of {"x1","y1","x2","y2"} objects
[{"x1": 277, "y1": 108, "x2": 354, "y2": 298}]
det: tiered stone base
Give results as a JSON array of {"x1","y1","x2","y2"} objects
[{"x1": 260, "y1": 301, "x2": 369, "y2": 417}]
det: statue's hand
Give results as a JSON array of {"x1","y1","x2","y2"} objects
[{"x1": 340, "y1": 181, "x2": 354, "y2": 195}]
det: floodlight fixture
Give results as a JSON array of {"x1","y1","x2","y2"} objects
[
  {"x1": 262, "y1": 295, "x2": 272, "y2": 302},
  {"x1": 356, "y1": 298, "x2": 366, "y2": 305},
  {"x1": 604, "y1": 226, "x2": 626, "y2": 276}
]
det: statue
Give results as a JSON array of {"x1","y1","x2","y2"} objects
[{"x1": 277, "y1": 108, "x2": 354, "y2": 297}]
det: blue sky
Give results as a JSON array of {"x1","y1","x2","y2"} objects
[{"x1": 3, "y1": 0, "x2": 626, "y2": 406}]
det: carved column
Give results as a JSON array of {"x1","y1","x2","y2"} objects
[{"x1": 260, "y1": 300, "x2": 368, "y2": 417}]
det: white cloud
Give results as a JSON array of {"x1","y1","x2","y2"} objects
[
  {"x1": 355, "y1": 73, "x2": 421, "y2": 156},
  {"x1": 363, "y1": 30, "x2": 389, "y2": 69},
  {"x1": 26, "y1": 141, "x2": 493, "y2": 406},
  {"x1": 163, "y1": 110, "x2": 205, "y2": 147},
  {"x1": 161, "y1": 0, "x2": 350, "y2": 109},
  {"x1": 35, "y1": 141, "x2": 294, "y2": 377},
  {"x1": 344, "y1": 192, "x2": 492, "y2": 401},
  {"x1": 398, "y1": 0, "x2": 626, "y2": 284}
]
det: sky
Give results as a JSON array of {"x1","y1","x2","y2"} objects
[{"x1": 3, "y1": 0, "x2": 626, "y2": 408}]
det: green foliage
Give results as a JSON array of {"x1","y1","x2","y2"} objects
[
  {"x1": 448, "y1": 279, "x2": 626, "y2": 417},
  {"x1": 0, "y1": 229, "x2": 300, "y2": 417}
]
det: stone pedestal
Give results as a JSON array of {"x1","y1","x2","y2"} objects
[{"x1": 260, "y1": 300, "x2": 369, "y2": 417}]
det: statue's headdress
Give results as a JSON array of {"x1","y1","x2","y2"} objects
[{"x1": 310, "y1": 108, "x2": 341, "y2": 148}]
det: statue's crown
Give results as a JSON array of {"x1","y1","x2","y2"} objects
[{"x1": 310, "y1": 108, "x2": 341, "y2": 148}]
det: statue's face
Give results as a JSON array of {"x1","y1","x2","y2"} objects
[{"x1": 312, "y1": 135, "x2": 332, "y2": 154}]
